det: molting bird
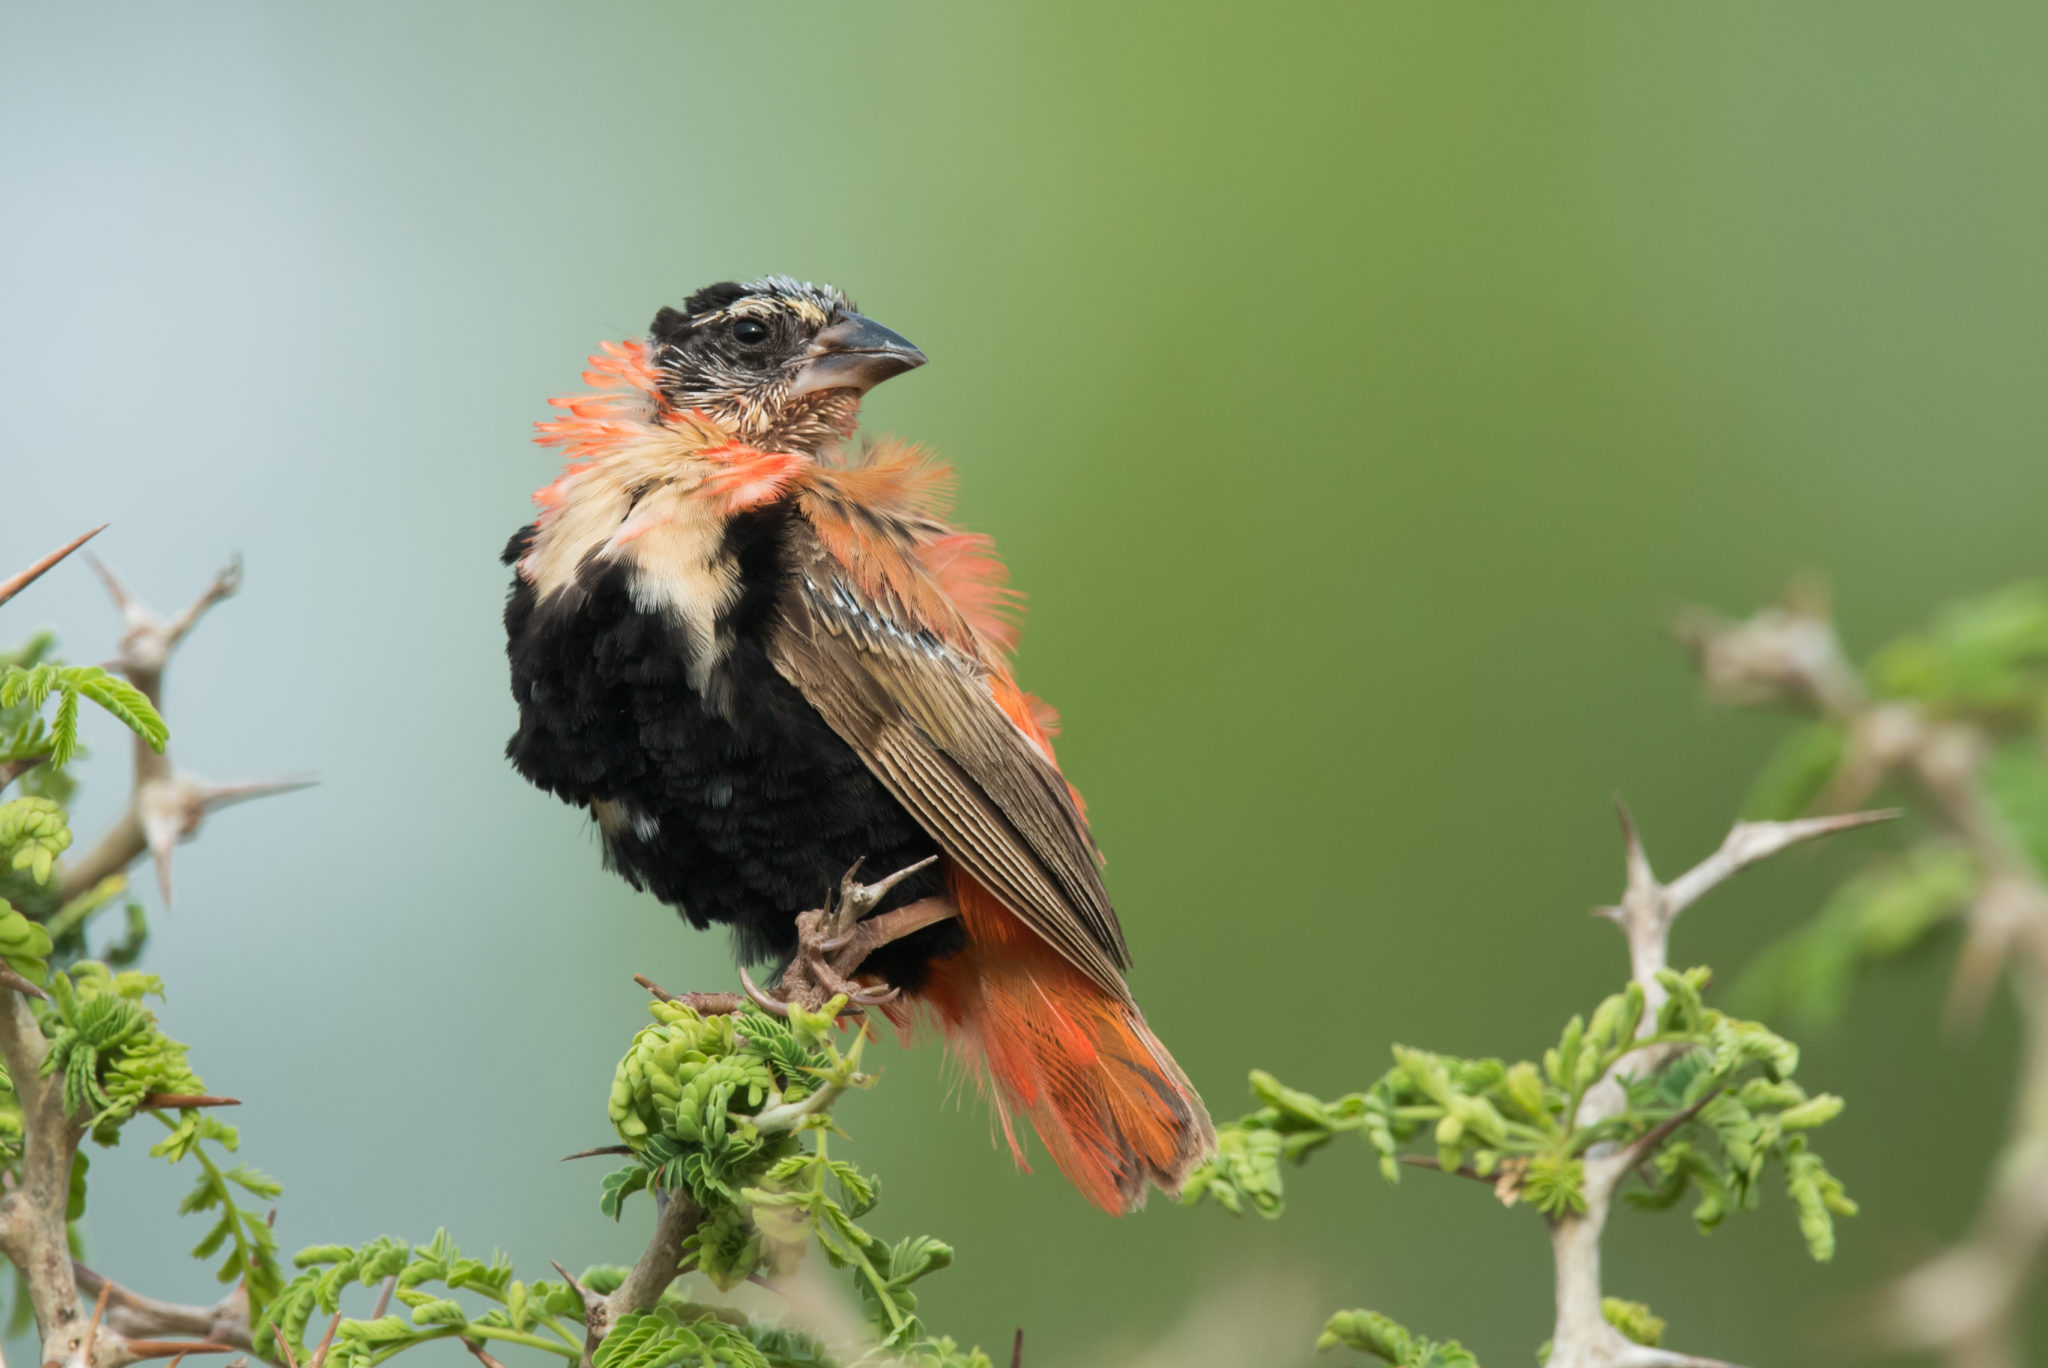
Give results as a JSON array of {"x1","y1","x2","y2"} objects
[{"x1": 502, "y1": 276, "x2": 1213, "y2": 1213}]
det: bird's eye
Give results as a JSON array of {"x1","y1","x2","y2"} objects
[{"x1": 731, "y1": 318, "x2": 769, "y2": 346}]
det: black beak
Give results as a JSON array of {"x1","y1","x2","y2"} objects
[{"x1": 789, "y1": 311, "x2": 928, "y2": 397}]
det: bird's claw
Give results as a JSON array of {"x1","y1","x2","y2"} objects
[
  {"x1": 639, "y1": 856, "x2": 951, "y2": 1021},
  {"x1": 737, "y1": 966, "x2": 791, "y2": 1017}
]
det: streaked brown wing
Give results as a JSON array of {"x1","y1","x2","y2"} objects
[{"x1": 766, "y1": 521, "x2": 1132, "y2": 998}]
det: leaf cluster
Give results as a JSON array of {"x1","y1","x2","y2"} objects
[
  {"x1": 0, "y1": 661, "x2": 165, "y2": 771},
  {"x1": 0, "y1": 636, "x2": 157, "y2": 965},
  {"x1": 38, "y1": 964, "x2": 201, "y2": 1137},
  {"x1": 1317, "y1": 1310, "x2": 1477, "y2": 1367},
  {"x1": 261, "y1": 1231, "x2": 608, "y2": 1368},
  {"x1": 605, "y1": 999, "x2": 983, "y2": 1364},
  {"x1": 1185, "y1": 968, "x2": 1854, "y2": 1260},
  {"x1": 153, "y1": 1108, "x2": 286, "y2": 1316}
]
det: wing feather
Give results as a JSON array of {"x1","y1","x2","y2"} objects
[{"x1": 768, "y1": 520, "x2": 1132, "y2": 997}]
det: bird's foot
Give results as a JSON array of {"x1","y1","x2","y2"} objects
[
  {"x1": 758, "y1": 857, "x2": 958, "y2": 1016},
  {"x1": 632, "y1": 859, "x2": 959, "y2": 1019}
]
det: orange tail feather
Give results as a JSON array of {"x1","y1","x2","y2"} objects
[{"x1": 912, "y1": 870, "x2": 1214, "y2": 1214}]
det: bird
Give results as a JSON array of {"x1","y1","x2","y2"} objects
[{"x1": 502, "y1": 275, "x2": 1213, "y2": 1214}]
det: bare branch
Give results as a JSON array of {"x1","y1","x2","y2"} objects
[
  {"x1": 458, "y1": 1340, "x2": 508, "y2": 1368},
  {"x1": 0, "y1": 752, "x2": 53, "y2": 793},
  {"x1": 137, "y1": 1095, "x2": 240, "y2": 1110},
  {"x1": 631, "y1": 973, "x2": 744, "y2": 1016},
  {"x1": 1612, "y1": 1091, "x2": 1721, "y2": 1176},
  {"x1": 1393, "y1": 1154, "x2": 1498, "y2": 1186},
  {"x1": 87, "y1": 553, "x2": 241, "y2": 699},
  {"x1": 305, "y1": 1311, "x2": 343, "y2": 1368},
  {"x1": 53, "y1": 558, "x2": 306, "y2": 908},
  {"x1": 0, "y1": 968, "x2": 47, "y2": 1001},
  {"x1": 0, "y1": 526, "x2": 106, "y2": 611},
  {"x1": 70, "y1": 1268, "x2": 251, "y2": 1350},
  {"x1": 1660, "y1": 810, "x2": 1900, "y2": 920},
  {"x1": 1609, "y1": 1350, "x2": 1748, "y2": 1368}
]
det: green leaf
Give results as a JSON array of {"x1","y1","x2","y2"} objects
[
  {"x1": 1601, "y1": 1298, "x2": 1665, "y2": 1348},
  {"x1": 71, "y1": 669, "x2": 168, "y2": 753},
  {"x1": 1317, "y1": 1309, "x2": 1478, "y2": 1367},
  {"x1": 1741, "y1": 722, "x2": 1847, "y2": 820}
]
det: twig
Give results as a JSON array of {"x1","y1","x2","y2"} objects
[
  {"x1": 83, "y1": 1279, "x2": 114, "y2": 1367},
  {"x1": 559, "y1": 1145, "x2": 634, "y2": 1162},
  {"x1": 631, "y1": 974, "x2": 744, "y2": 1016},
  {"x1": 458, "y1": 1340, "x2": 508, "y2": 1368},
  {"x1": 56, "y1": 559, "x2": 308, "y2": 907},
  {"x1": 1010, "y1": 1327, "x2": 1024, "y2": 1368},
  {"x1": 138, "y1": 1095, "x2": 240, "y2": 1110},
  {"x1": 1612, "y1": 1091, "x2": 1721, "y2": 1176},
  {"x1": 0, "y1": 752, "x2": 52, "y2": 793},
  {"x1": 1393, "y1": 1154, "x2": 1497, "y2": 1186},
  {"x1": 70, "y1": 1267, "x2": 252, "y2": 1350},
  {"x1": 0, "y1": 526, "x2": 105, "y2": 611},
  {"x1": 305, "y1": 1312, "x2": 342, "y2": 1368},
  {"x1": 1683, "y1": 593, "x2": 2048, "y2": 1366},
  {"x1": 0, "y1": 968, "x2": 47, "y2": 1001}
]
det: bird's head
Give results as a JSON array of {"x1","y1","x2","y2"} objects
[{"x1": 650, "y1": 276, "x2": 926, "y2": 455}]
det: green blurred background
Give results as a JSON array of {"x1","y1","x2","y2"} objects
[{"x1": 5, "y1": 2, "x2": 2045, "y2": 1363}]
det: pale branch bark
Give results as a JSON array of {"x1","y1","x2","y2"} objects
[
  {"x1": 1683, "y1": 594, "x2": 2048, "y2": 1368},
  {"x1": 0, "y1": 983, "x2": 87, "y2": 1363},
  {"x1": 55, "y1": 557, "x2": 309, "y2": 908},
  {"x1": 1544, "y1": 805, "x2": 1890, "y2": 1368},
  {"x1": 70, "y1": 1267, "x2": 253, "y2": 1350}
]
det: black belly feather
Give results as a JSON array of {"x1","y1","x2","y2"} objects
[{"x1": 501, "y1": 511, "x2": 959, "y2": 987}]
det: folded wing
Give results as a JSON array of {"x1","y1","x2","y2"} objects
[{"x1": 766, "y1": 513, "x2": 1132, "y2": 999}]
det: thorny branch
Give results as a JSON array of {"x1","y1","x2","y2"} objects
[
  {"x1": 1543, "y1": 805, "x2": 1891, "y2": 1368},
  {"x1": 0, "y1": 545, "x2": 304, "y2": 1368},
  {"x1": 1680, "y1": 594, "x2": 2048, "y2": 1368},
  {"x1": 61, "y1": 554, "x2": 311, "y2": 906},
  {"x1": 70, "y1": 1267, "x2": 253, "y2": 1351}
]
